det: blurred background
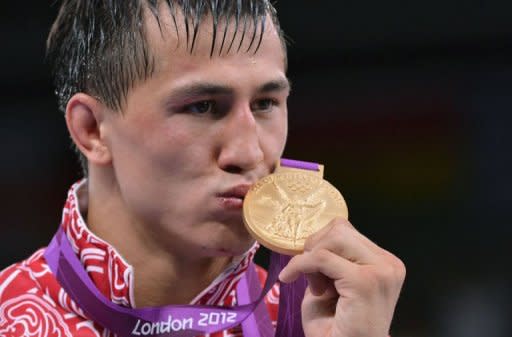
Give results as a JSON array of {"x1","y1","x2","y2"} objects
[{"x1": 1, "y1": 1, "x2": 511, "y2": 336}]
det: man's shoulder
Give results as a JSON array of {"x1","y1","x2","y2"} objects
[
  {"x1": 0, "y1": 248, "x2": 97, "y2": 337},
  {"x1": 0, "y1": 248, "x2": 49, "y2": 300}
]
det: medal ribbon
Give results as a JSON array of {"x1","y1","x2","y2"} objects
[
  {"x1": 45, "y1": 228, "x2": 280, "y2": 336},
  {"x1": 280, "y1": 158, "x2": 320, "y2": 172},
  {"x1": 43, "y1": 158, "x2": 316, "y2": 337},
  {"x1": 274, "y1": 158, "x2": 317, "y2": 337}
]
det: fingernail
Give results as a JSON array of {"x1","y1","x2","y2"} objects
[{"x1": 278, "y1": 270, "x2": 287, "y2": 283}]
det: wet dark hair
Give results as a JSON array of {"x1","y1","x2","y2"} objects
[{"x1": 46, "y1": 0, "x2": 286, "y2": 175}]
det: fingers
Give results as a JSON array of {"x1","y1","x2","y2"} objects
[
  {"x1": 304, "y1": 217, "x2": 383, "y2": 264},
  {"x1": 305, "y1": 271, "x2": 330, "y2": 296},
  {"x1": 279, "y1": 217, "x2": 400, "y2": 295},
  {"x1": 279, "y1": 249, "x2": 355, "y2": 284},
  {"x1": 279, "y1": 217, "x2": 405, "y2": 299}
]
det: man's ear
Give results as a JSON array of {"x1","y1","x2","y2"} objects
[{"x1": 65, "y1": 93, "x2": 112, "y2": 166}]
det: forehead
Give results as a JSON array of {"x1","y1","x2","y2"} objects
[{"x1": 142, "y1": 3, "x2": 285, "y2": 69}]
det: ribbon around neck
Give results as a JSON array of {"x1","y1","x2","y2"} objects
[{"x1": 44, "y1": 228, "x2": 307, "y2": 336}]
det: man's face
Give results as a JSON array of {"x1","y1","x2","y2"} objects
[{"x1": 100, "y1": 9, "x2": 289, "y2": 257}]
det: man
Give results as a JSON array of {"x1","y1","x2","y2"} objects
[{"x1": 0, "y1": 1, "x2": 405, "y2": 336}]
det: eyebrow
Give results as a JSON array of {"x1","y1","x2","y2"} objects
[
  {"x1": 171, "y1": 83, "x2": 232, "y2": 100},
  {"x1": 169, "y1": 78, "x2": 292, "y2": 102},
  {"x1": 257, "y1": 78, "x2": 292, "y2": 93}
]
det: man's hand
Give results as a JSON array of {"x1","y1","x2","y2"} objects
[{"x1": 279, "y1": 217, "x2": 406, "y2": 337}]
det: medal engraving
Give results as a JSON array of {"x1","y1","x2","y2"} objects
[{"x1": 243, "y1": 170, "x2": 348, "y2": 255}]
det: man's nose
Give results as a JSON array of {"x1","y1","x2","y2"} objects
[{"x1": 217, "y1": 107, "x2": 264, "y2": 174}]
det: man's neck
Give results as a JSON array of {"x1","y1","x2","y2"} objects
[
  {"x1": 127, "y1": 250, "x2": 231, "y2": 307},
  {"x1": 83, "y1": 177, "x2": 232, "y2": 307}
]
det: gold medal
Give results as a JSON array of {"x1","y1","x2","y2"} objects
[{"x1": 243, "y1": 160, "x2": 348, "y2": 255}]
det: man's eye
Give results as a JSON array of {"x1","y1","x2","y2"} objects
[
  {"x1": 184, "y1": 101, "x2": 215, "y2": 114},
  {"x1": 251, "y1": 99, "x2": 277, "y2": 112}
]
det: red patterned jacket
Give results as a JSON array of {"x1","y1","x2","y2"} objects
[{"x1": 0, "y1": 181, "x2": 279, "y2": 337}]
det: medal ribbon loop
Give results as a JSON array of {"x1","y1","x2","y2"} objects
[{"x1": 44, "y1": 228, "x2": 281, "y2": 336}]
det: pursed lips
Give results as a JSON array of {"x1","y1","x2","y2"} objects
[{"x1": 216, "y1": 184, "x2": 252, "y2": 210}]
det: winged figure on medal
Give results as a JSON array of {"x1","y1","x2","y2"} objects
[{"x1": 257, "y1": 177, "x2": 326, "y2": 245}]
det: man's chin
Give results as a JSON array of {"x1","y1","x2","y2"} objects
[{"x1": 201, "y1": 237, "x2": 256, "y2": 257}]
